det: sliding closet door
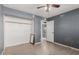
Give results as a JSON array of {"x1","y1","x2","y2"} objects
[
  {"x1": 46, "y1": 20, "x2": 54, "y2": 42},
  {"x1": 4, "y1": 16, "x2": 32, "y2": 47}
]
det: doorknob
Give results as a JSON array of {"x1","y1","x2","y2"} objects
[{"x1": 52, "y1": 32, "x2": 54, "y2": 33}]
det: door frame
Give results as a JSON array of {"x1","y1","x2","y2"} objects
[{"x1": 41, "y1": 20, "x2": 46, "y2": 42}]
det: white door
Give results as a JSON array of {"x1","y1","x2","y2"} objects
[
  {"x1": 46, "y1": 20, "x2": 54, "y2": 42},
  {"x1": 4, "y1": 16, "x2": 32, "y2": 47}
]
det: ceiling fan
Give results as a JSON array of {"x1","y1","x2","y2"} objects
[{"x1": 37, "y1": 4, "x2": 60, "y2": 12}]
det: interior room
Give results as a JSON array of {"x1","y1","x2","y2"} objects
[{"x1": 0, "y1": 4, "x2": 79, "y2": 55}]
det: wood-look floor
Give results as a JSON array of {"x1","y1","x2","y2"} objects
[{"x1": 4, "y1": 41, "x2": 79, "y2": 55}]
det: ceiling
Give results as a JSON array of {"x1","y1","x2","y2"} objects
[{"x1": 4, "y1": 4, "x2": 79, "y2": 18}]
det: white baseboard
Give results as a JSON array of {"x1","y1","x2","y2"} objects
[
  {"x1": 54, "y1": 42, "x2": 79, "y2": 51},
  {"x1": 35, "y1": 42, "x2": 41, "y2": 44},
  {"x1": 5, "y1": 42, "x2": 27, "y2": 48}
]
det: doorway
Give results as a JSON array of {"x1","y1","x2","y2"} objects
[{"x1": 41, "y1": 20, "x2": 47, "y2": 42}]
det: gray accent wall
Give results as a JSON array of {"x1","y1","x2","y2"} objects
[
  {"x1": 34, "y1": 15, "x2": 43, "y2": 42},
  {"x1": 0, "y1": 5, "x2": 4, "y2": 54},
  {"x1": 47, "y1": 8, "x2": 79, "y2": 49}
]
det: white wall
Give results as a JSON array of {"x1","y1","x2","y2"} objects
[{"x1": 4, "y1": 16, "x2": 32, "y2": 47}]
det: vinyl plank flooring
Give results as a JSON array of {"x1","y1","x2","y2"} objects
[{"x1": 4, "y1": 41, "x2": 79, "y2": 55}]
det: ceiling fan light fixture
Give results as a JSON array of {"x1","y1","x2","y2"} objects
[
  {"x1": 37, "y1": 4, "x2": 60, "y2": 12},
  {"x1": 45, "y1": 6, "x2": 51, "y2": 12},
  {"x1": 45, "y1": 6, "x2": 47, "y2": 10},
  {"x1": 49, "y1": 7, "x2": 51, "y2": 11}
]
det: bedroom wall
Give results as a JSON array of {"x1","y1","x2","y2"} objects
[
  {"x1": 47, "y1": 8, "x2": 79, "y2": 49},
  {"x1": 0, "y1": 5, "x2": 4, "y2": 54},
  {"x1": 3, "y1": 6, "x2": 44, "y2": 44}
]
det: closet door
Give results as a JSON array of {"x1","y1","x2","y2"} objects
[
  {"x1": 4, "y1": 16, "x2": 32, "y2": 47},
  {"x1": 46, "y1": 20, "x2": 54, "y2": 42}
]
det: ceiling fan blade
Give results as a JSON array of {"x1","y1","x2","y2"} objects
[
  {"x1": 52, "y1": 4, "x2": 60, "y2": 8},
  {"x1": 37, "y1": 6, "x2": 45, "y2": 9}
]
